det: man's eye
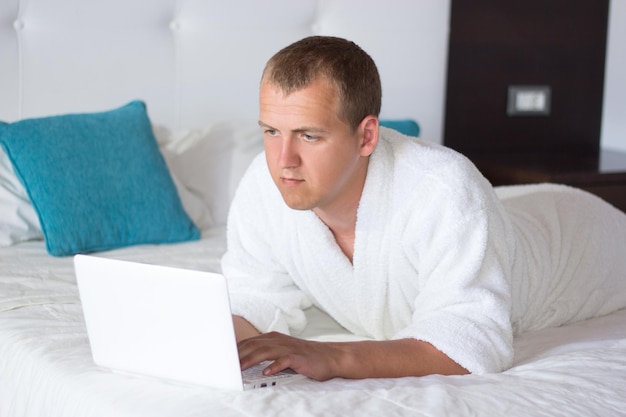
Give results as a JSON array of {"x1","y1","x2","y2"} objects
[
  {"x1": 302, "y1": 134, "x2": 317, "y2": 142},
  {"x1": 265, "y1": 129, "x2": 278, "y2": 136}
]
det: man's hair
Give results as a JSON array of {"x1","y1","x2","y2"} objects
[{"x1": 262, "y1": 36, "x2": 382, "y2": 131}]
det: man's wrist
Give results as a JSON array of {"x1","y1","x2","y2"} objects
[{"x1": 233, "y1": 315, "x2": 261, "y2": 342}]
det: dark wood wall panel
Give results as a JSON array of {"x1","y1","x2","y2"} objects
[{"x1": 443, "y1": 0, "x2": 609, "y2": 157}]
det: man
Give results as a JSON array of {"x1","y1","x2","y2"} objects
[{"x1": 221, "y1": 36, "x2": 626, "y2": 381}]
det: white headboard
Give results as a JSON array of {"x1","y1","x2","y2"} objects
[{"x1": 0, "y1": 0, "x2": 451, "y2": 142}]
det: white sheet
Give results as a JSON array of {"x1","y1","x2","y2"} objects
[
  {"x1": 0, "y1": 227, "x2": 227, "y2": 312},
  {"x1": 1, "y1": 231, "x2": 626, "y2": 417}
]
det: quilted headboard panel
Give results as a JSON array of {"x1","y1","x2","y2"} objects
[{"x1": 0, "y1": 0, "x2": 450, "y2": 142}]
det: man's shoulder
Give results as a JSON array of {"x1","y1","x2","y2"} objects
[
  {"x1": 378, "y1": 127, "x2": 495, "y2": 212},
  {"x1": 379, "y1": 127, "x2": 477, "y2": 178}
]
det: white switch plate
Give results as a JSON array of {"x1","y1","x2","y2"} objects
[{"x1": 507, "y1": 85, "x2": 551, "y2": 116}]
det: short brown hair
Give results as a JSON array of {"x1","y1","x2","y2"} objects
[{"x1": 261, "y1": 36, "x2": 382, "y2": 131}]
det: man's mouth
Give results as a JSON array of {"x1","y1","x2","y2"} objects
[{"x1": 281, "y1": 177, "x2": 304, "y2": 186}]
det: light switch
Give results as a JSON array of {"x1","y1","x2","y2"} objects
[{"x1": 507, "y1": 86, "x2": 551, "y2": 116}]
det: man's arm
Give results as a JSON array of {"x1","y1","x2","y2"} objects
[
  {"x1": 237, "y1": 332, "x2": 468, "y2": 381},
  {"x1": 233, "y1": 315, "x2": 261, "y2": 342}
]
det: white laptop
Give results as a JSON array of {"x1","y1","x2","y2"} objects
[{"x1": 74, "y1": 254, "x2": 305, "y2": 390}]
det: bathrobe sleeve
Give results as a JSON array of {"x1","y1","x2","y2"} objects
[
  {"x1": 392, "y1": 159, "x2": 516, "y2": 374},
  {"x1": 221, "y1": 154, "x2": 312, "y2": 335}
]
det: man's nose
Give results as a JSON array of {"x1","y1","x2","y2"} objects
[{"x1": 278, "y1": 137, "x2": 300, "y2": 168}]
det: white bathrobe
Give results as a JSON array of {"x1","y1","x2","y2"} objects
[{"x1": 221, "y1": 127, "x2": 626, "y2": 374}]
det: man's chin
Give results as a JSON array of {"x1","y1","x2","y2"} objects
[
  {"x1": 280, "y1": 194, "x2": 315, "y2": 211},
  {"x1": 283, "y1": 201, "x2": 313, "y2": 211}
]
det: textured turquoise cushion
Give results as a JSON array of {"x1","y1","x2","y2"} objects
[
  {"x1": 0, "y1": 101, "x2": 200, "y2": 256},
  {"x1": 380, "y1": 119, "x2": 420, "y2": 137}
]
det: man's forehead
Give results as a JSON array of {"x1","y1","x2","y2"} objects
[{"x1": 261, "y1": 75, "x2": 337, "y2": 97}]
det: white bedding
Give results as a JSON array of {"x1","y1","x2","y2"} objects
[{"x1": 1, "y1": 231, "x2": 626, "y2": 417}]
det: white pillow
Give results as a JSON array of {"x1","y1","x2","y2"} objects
[
  {"x1": 157, "y1": 121, "x2": 263, "y2": 228},
  {"x1": 229, "y1": 123, "x2": 265, "y2": 201},
  {"x1": 168, "y1": 170, "x2": 215, "y2": 234},
  {"x1": 0, "y1": 148, "x2": 43, "y2": 246}
]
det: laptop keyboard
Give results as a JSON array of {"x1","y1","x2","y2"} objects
[{"x1": 242, "y1": 361, "x2": 298, "y2": 385}]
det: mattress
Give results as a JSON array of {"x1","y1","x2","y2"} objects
[{"x1": 1, "y1": 229, "x2": 626, "y2": 417}]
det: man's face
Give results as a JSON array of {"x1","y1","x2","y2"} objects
[{"x1": 259, "y1": 77, "x2": 372, "y2": 215}]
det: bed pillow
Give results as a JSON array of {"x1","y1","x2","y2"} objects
[
  {"x1": 380, "y1": 119, "x2": 420, "y2": 137},
  {"x1": 0, "y1": 101, "x2": 200, "y2": 256},
  {"x1": 156, "y1": 123, "x2": 238, "y2": 229},
  {"x1": 0, "y1": 146, "x2": 42, "y2": 246},
  {"x1": 155, "y1": 121, "x2": 263, "y2": 228}
]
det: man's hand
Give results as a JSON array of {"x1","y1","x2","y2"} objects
[
  {"x1": 237, "y1": 331, "x2": 469, "y2": 381},
  {"x1": 238, "y1": 332, "x2": 346, "y2": 381}
]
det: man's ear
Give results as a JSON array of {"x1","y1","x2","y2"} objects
[{"x1": 359, "y1": 116, "x2": 379, "y2": 157}]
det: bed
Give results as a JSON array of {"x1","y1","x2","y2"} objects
[{"x1": 2, "y1": 1, "x2": 626, "y2": 416}]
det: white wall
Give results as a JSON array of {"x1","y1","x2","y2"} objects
[
  {"x1": 0, "y1": 0, "x2": 622, "y2": 151},
  {"x1": 601, "y1": 0, "x2": 626, "y2": 152},
  {"x1": 0, "y1": 0, "x2": 450, "y2": 139}
]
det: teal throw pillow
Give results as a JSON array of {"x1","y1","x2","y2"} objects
[
  {"x1": 0, "y1": 101, "x2": 200, "y2": 256},
  {"x1": 380, "y1": 119, "x2": 420, "y2": 137}
]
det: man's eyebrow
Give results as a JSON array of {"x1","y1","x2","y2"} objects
[
  {"x1": 258, "y1": 121, "x2": 328, "y2": 134},
  {"x1": 294, "y1": 126, "x2": 329, "y2": 134}
]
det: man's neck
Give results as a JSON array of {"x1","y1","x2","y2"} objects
[
  {"x1": 313, "y1": 205, "x2": 358, "y2": 237},
  {"x1": 312, "y1": 180, "x2": 363, "y2": 264},
  {"x1": 312, "y1": 156, "x2": 370, "y2": 263},
  {"x1": 314, "y1": 205, "x2": 358, "y2": 263}
]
